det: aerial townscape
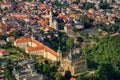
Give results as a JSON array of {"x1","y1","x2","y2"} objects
[{"x1": 0, "y1": 0, "x2": 120, "y2": 80}]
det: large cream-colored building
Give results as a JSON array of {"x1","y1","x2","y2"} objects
[{"x1": 14, "y1": 37, "x2": 58, "y2": 61}]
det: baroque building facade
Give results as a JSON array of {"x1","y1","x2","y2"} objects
[{"x1": 58, "y1": 50, "x2": 87, "y2": 75}]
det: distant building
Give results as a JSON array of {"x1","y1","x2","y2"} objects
[
  {"x1": 6, "y1": 36, "x2": 15, "y2": 42},
  {"x1": 0, "y1": 40, "x2": 7, "y2": 46},
  {"x1": 0, "y1": 22, "x2": 7, "y2": 34},
  {"x1": 0, "y1": 49, "x2": 9, "y2": 57},
  {"x1": 13, "y1": 64, "x2": 48, "y2": 80},
  {"x1": 41, "y1": 10, "x2": 58, "y2": 30},
  {"x1": 103, "y1": 0, "x2": 113, "y2": 4}
]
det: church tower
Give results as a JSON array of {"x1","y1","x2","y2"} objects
[
  {"x1": 49, "y1": 11, "x2": 53, "y2": 27},
  {"x1": 53, "y1": 20, "x2": 58, "y2": 30},
  {"x1": 57, "y1": 47, "x2": 62, "y2": 61}
]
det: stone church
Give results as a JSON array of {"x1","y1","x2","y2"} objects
[{"x1": 57, "y1": 49, "x2": 87, "y2": 75}]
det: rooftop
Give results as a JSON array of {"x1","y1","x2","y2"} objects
[{"x1": 14, "y1": 37, "x2": 58, "y2": 57}]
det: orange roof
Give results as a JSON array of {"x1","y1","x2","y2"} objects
[
  {"x1": 44, "y1": 25, "x2": 50, "y2": 31},
  {"x1": 69, "y1": 14, "x2": 77, "y2": 18},
  {"x1": 57, "y1": 13, "x2": 67, "y2": 22},
  {"x1": 0, "y1": 22, "x2": 7, "y2": 28},
  {"x1": 39, "y1": 18, "x2": 49, "y2": 25},
  {"x1": 58, "y1": 13, "x2": 65, "y2": 18},
  {"x1": 70, "y1": 4, "x2": 78, "y2": 7},
  {"x1": 14, "y1": 38, "x2": 58, "y2": 57},
  {"x1": 39, "y1": 4, "x2": 47, "y2": 9},
  {"x1": 88, "y1": 8, "x2": 95, "y2": 13},
  {"x1": 111, "y1": 32, "x2": 119, "y2": 36},
  {"x1": 0, "y1": 49, "x2": 8, "y2": 54},
  {"x1": 10, "y1": 28, "x2": 16, "y2": 32},
  {"x1": 7, "y1": 36, "x2": 15, "y2": 40},
  {"x1": 0, "y1": 78, "x2": 4, "y2": 80},
  {"x1": 9, "y1": 13, "x2": 29, "y2": 19},
  {"x1": 40, "y1": 4, "x2": 47, "y2": 7},
  {"x1": 86, "y1": 13, "x2": 92, "y2": 17},
  {"x1": 14, "y1": 37, "x2": 31, "y2": 43},
  {"x1": 102, "y1": 31, "x2": 108, "y2": 36},
  {"x1": 70, "y1": 78, "x2": 76, "y2": 80},
  {"x1": 80, "y1": 0, "x2": 85, "y2": 3},
  {"x1": 27, "y1": 46, "x2": 44, "y2": 52}
]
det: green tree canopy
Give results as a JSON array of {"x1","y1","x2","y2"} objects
[
  {"x1": 83, "y1": 35, "x2": 120, "y2": 79},
  {"x1": 99, "y1": 1, "x2": 110, "y2": 9},
  {"x1": 94, "y1": 64, "x2": 115, "y2": 80},
  {"x1": 79, "y1": 15, "x2": 94, "y2": 29},
  {"x1": 66, "y1": 38, "x2": 74, "y2": 49}
]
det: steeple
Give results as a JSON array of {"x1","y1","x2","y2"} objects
[
  {"x1": 49, "y1": 11, "x2": 53, "y2": 27},
  {"x1": 68, "y1": 50, "x2": 72, "y2": 60},
  {"x1": 57, "y1": 46, "x2": 62, "y2": 61}
]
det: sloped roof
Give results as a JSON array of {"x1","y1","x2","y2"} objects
[
  {"x1": 0, "y1": 49, "x2": 8, "y2": 54},
  {"x1": 14, "y1": 38, "x2": 58, "y2": 57}
]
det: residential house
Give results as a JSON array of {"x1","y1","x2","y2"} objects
[
  {"x1": 64, "y1": 24, "x2": 74, "y2": 35},
  {"x1": 18, "y1": 59, "x2": 34, "y2": 66},
  {"x1": 0, "y1": 2, "x2": 12, "y2": 9},
  {"x1": 0, "y1": 49, "x2": 9, "y2": 57},
  {"x1": 0, "y1": 59, "x2": 6, "y2": 68},
  {"x1": 0, "y1": 40, "x2": 7, "y2": 46},
  {"x1": 70, "y1": 77, "x2": 76, "y2": 80},
  {"x1": 0, "y1": 70, "x2": 5, "y2": 80},
  {"x1": 13, "y1": 62, "x2": 48, "y2": 80},
  {"x1": 6, "y1": 36, "x2": 15, "y2": 42},
  {"x1": 0, "y1": 22, "x2": 7, "y2": 34}
]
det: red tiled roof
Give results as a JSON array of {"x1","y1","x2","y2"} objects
[
  {"x1": 0, "y1": 49, "x2": 8, "y2": 54},
  {"x1": 7, "y1": 36, "x2": 14, "y2": 40},
  {"x1": 0, "y1": 78, "x2": 4, "y2": 80},
  {"x1": 27, "y1": 46, "x2": 44, "y2": 52},
  {"x1": 14, "y1": 37, "x2": 31, "y2": 43},
  {"x1": 70, "y1": 78, "x2": 76, "y2": 80},
  {"x1": 39, "y1": 18, "x2": 49, "y2": 25},
  {"x1": 69, "y1": 14, "x2": 77, "y2": 18},
  {"x1": 0, "y1": 22, "x2": 7, "y2": 28},
  {"x1": 57, "y1": 13, "x2": 67, "y2": 22},
  {"x1": 44, "y1": 25, "x2": 50, "y2": 31},
  {"x1": 14, "y1": 38, "x2": 58, "y2": 57},
  {"x1": 70, "y1": 4, "x2": 78, "y2": 7},
  {"x1": 8, "y1": 13, "x2": 29, "y2": 19}
]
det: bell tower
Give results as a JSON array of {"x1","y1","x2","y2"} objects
[{"x1": 57, "y1": 47, "x2": 62, "y2": 61}]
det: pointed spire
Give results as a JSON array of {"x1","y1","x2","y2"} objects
[
  {"x1": 57, "y1": 46, "x2": 62, "y2": 60},
  {"x1": 68, "y1": 50, "x2": 72, "y2": 60}
]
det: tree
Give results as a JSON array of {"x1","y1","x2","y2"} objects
[
  {"x1": 83, "y1": 3, "x2": 95, "y2": 10},
  {"x1": 10, "y1": 31, "x2": 18, "y2": 38},
  {"x1": 83, "y1": 35, "x2": 120, "y2": 79},
  {"x1": 66, "y1": 38, "x2": 74, "y2": 49},
  {"x1": 77, "y1": 37, "x2": 83, "y2": 43},
  {"x1": 79, "y1": 15, "x2": 94, "y2": 29},
  {"x1": 35, "y1": 63, "x2": 43, "y2": 74},
  {"x1": 0, "y1": 34, "x2": 6, "y2": 40},
  {"x1": 94, "y1": 64, "x2": 115, "y2": 80},
  {"x1": 64, "y1": 71, "x2": 72, "y2": 80},
  {"x1": 50, "y1": 65, "x2": 58, "y2": 72},
  {"x1": 113, "y1": 17, "x2": 120, "y2": 24},
  {"x1": 99, "y1": 1, "x2": 110, "y2": 9},
  {"x1": 43, "y1": 64, "x2": 50, "y2": 74},
  {"x1": 55, "y1": 73, "x2": 63, "y2": 80},
  {"x1": 105, "y1": 24, "x2": 119, "y2": 33}
]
